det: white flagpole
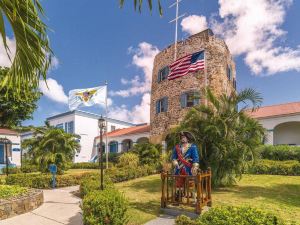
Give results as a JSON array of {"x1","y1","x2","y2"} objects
[
  {"x1": 105, "y1": 81, "x2": 109, "y2": 169},
  {"x1": 204, "y1": 51, "x2": 208, "y2": 106}
]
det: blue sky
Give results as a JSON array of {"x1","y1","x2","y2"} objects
[{"x1": 1, "y1": 0, "x2": 300, "y2": 126}]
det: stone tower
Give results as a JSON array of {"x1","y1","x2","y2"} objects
[{"x1": 150, "y1": 29, "x2": 236, "y2": 144}]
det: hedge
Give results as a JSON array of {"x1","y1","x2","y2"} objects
[
  {"x1": 5, "y1": 164, "x2": 158, "y2": 189},
  {"x1": 175, "y1": 206, "x2": 287, "y2": 225},
  {"x1": 5, "y1": 172, "x2": 96, "y2": 189},
  {"x1": 258, "y1": 145, "x2": 300, "y2": 161},
  {"x1": 69, "y1": 162, "x2": 114, "y2": 170},
  {"x1": 248, "y1": 160, "x2": 300, "y2": 176},
  {"x1": 82, "y1": 189, "x2": 128, "y2": 225},
  {"x1": 0, "y1": 185, "x2": 28, "y2": 199}
]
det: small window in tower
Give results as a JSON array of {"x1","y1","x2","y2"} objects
[
  {"x1": 157, "y1": 66, "x2": 169, "y2": 82},
  {"x1": 156, "y1": 97, "x2": 168, "y2": 113},
  {"x1": 180, "y1": 91, "x2": 200, "y2": 108},
  {"x1": 227, "y1": 65, "x2": 231, "y2": 81},
  {"x1": 233, "y1": 78, "x2": 237, "y2": 90}
]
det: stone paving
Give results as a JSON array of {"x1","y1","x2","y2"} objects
[{"x1": 1, "y1": 186, "x2": 82, "y2": 225}]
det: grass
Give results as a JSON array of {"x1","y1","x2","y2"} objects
[
  {"x1": 116, "y1": 174, "x2": 300, "y2": 225},
  {"x1": 0, "y1": 185, "x2": 28, "y2": 199}
]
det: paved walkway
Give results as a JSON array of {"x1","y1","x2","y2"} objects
[
  {"x1": 145, "y1": 215, "x2": 175, "y2": 225},
  {"x1": 2, "y1": 186, "x2": 83, "y2": 225}
]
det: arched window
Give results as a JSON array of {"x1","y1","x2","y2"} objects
[
  {"x1": 180, "y1": 91, "x2": 200, "y2": 108},
  {"x1": 157, "y1": 66, "x2": 169, "y2": 82},
  {"x1": 109, "y1": 141, "x2": 118, "y2": 153},
  {"x1": 122, "y1": 139, "x2": 133, "y2": 152}
]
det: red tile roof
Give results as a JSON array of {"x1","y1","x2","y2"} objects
[
  {"x1": 247, "y1": 102, "x2": 300, "y2": 119},
  {"x1": 0, "y1": 128, "x2": 18, "y2": 135},
  {"x1": 96, "y1": 124, "x2": 150, "y2": 139}
]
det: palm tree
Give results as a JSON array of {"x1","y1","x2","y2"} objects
[
  {"x1": 22, "y1": 125, "x2": 80, "y2": 174},
  {"x1": 173, "y1": 88, "x2": 265, "y2": 187},
  {"x1": 0, "y1": 0, "x2": 52, "y2": 93},
  {"x1": 119, "y1": 0, "x2": 162, "y2": 15}
]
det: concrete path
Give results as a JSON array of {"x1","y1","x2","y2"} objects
[
  {"x1": 144, "y1": 215, "x2": 175, "y2": 225},
  {"x1": 2, "y1": 186, "x2": 83, "y2": 225}
]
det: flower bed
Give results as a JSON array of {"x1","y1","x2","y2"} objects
[{"x1": 0, "y1": 187, "x2": 43, "y2": 220}]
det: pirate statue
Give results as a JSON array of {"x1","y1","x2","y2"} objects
[{"x1": 172, "y1": 131, "x2": 200, "y2": 188}]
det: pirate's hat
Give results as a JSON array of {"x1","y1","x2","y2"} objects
[{"x1": 178, "y1": 131, "x2": 195, "y2": 142}]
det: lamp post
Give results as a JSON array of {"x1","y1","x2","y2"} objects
[
  {"x1": 98, "y1": 115, "x2": 106, "y2": 190},
  {"x1": 0, "y1": 138, "x2": 12, "y2": 176}
]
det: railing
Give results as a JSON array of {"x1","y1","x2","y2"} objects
[{"x1": 161, "y1": 168, "x2": 212, "y2": 214}]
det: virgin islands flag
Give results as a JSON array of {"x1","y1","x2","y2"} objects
[{"x1": 68, "y1": 85, "x2": 107, "y2": 110}]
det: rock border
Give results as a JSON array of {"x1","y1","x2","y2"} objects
[{"x1": 0, "y1": 189, "x2": 43, "y2": 220}]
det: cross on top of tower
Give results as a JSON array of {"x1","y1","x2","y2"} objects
[{"x1": 169, "y1": 0, "x2": 186, "y2": 60}]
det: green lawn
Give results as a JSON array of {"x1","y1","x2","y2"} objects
[{"x1": 116, "y1": 174, "x2": 300, "y2": 225}]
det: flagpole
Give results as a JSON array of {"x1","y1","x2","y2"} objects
[
  {"x1": 204, "y1": 50, "x2": 208, "y2": 106},
  {"x1": 105, "y1": 81, "x2": 109, "y2": 169}
]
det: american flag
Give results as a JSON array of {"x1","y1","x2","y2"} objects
[{"x1": 168, "y1": 50, "x2": 205, "y2": 80}]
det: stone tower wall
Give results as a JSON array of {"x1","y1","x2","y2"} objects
[{"x1": 150, "y1": 29, "x2": 236, "y2": 144}]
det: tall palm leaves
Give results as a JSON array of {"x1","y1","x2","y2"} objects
[
  {"x1": 175, "y1": 88, "x2": 265, "y2": 187},
  {"x1": 22, "y1": 126, "x2": 80, "y2": 174},
  {"x1": 119, "y1": 0, "x2": 162, "y2": 15},
  {"x1": 0, "y1": 0, "x2": 52, "y2": 93}
]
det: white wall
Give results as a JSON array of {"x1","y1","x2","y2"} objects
[
  {"x1": 0, "y1": 134, "x2": 21, "y2": 166},
  {"x1": 274, "y1": 122, "x2": 300, "y2": 145},
  {"x1": 257, "y1": 114, "x2": 300, "y2": 145}
]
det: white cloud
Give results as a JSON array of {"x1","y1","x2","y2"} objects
[
  {"x1": 181, "y1": 15, "x2": 208, "y2": 35},
  {"x1": 39, "y1": 78, "x2": 68, "y2": 104},
  {"x1": 109, "y1": 42, "x2": 159, "y2": 123},
  {"x1": 50, "y1": 56, "x2": 59, "y2": 70},
  {"x1": 211, "y1": 0, "x2": 300, "y2": 75},
  {"x1": 0, "y1": 36, "x2": 16, "y2": 67},
  {"x1": 110, "y1": 42, "x2": 159, "y2": 97},
  {"x1": 108, "y1": 93, "x2": 150, "y2": 123}
]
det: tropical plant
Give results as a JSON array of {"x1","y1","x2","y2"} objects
[
  {"x1": 119, "y1": 0, "x2": 162, "y2": 15},
  {"x1": 0, "y1": 67, "x2": 41, "y2": 127},
  {"x1": 132, "y1": 143, "x2": 161, "y2": 167},
  {"x1": 22, "y1": 124, "x2": 80, "y2": 174},
  {"x1": 171, "y1": 88, "x2": 265, "y2": 187},
  {"x1": 0, "y1": 0, "x2": 52, "y2": 93},
  {"x1": 117, "y1": 152, "x2": 139, "y2": 169}
]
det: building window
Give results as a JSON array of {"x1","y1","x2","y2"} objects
[
  {"x1": 67, "y1": 121, "x2": 74, "y2": 134},
  {"x1": 109, "y1": 141, "x2": 118, "y2": 153},
  {"x1": 233, "y1": 78, "x2": 237, "y2": 90},
  {"x1": 56, "y1": 123, "x2": 64, "y2": 129},
  {"x1": 180, "y1": 91, "x2": 200, "y2": 108},
  {"x1": 111, "y1": 125, "x2": 116, "y2": 132},
  {"x1": 227, "y1": 65, "x2": 231, "y2": 81},
  {"x1": 156, "y1": 97, "x2": 168, "y2": 113},
  {"x1": 157, "y1": 66, "x2": 169, "y2": 82}
]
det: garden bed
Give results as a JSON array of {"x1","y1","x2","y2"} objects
[{"x1": 0, "y1": 186, "x2": 43, "y2": 220}]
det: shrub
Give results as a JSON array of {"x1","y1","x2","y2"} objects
[
  {"x1": 1, "y1": 167, "x2": 22, "y2": 174},
  {"x1": 21, "y1": 165, "x2": 39, "y2": 173},
  {"x1": 117, "y1": 152, "x2": 139, "y2": 169},
  {"x1": 258, "y1": 145, "x2": 300, "y2": 161},
  {"x1": 248, "y1": 160, "x2": 300, "y2": 176},
  {"x1": 106, "y1": 164, "x2": 157, "y2": 183},
  {"x1": 70, "y1": 162, "x2": 114, "y2": 169},
  {"x1": 80, "y1": 173, "x2": 114, "y2": 197},
  {"x1": 5, "y1": 172, "x2": 97, "y2": 189},
  {"x1": 0, "y1": 185, "x2": 28, "y2": 199},
  {"x1": 175, "y1": 206, "x2": 286, "y2": 225},
  {"x1": 132, "y1": 143, "x2": 161, "y2": 167},
  {"x1": 70, "y1": 162, "x2": 99, "y2": 169},
  {"x1": 82, "y1": 189, "x2": 128, "y2": 225}
]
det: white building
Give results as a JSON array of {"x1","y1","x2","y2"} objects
[
  {"x1": 46, "y1": 110, "x2": 135, "y2": 162},
  {"x1": 249, "y1": 102, "x2": 300, "y2": 145},
  {"x1": 92, "y1": 124, "x2": 150, "y2": 158},
  {"x1": 0, "y1": 128, "x2": 21, "y2": 169}
]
